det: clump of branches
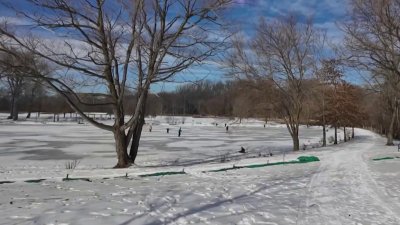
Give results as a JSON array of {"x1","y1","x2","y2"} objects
[{"x1": 65, "y1": 159, "x2": 80, "y2": 170}]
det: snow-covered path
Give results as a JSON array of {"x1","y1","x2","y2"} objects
[{"x1": 299, "y1": 130, "x2": 400, "y2": 225}]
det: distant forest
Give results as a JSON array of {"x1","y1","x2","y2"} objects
[{"x1": 0, "y1": 79, "x2": 396, "y2": 139}]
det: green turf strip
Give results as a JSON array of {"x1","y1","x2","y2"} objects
[
  {"x1": 0, "y1": 181, "x2": 15, "y2": 184},
  {"x1": 298, "y1": 156, "x2": 320, "y2": 163},
  {"x1": 25, "y1": 179, "x2": 46, "y2": 183},
  {"x1": 3, "y1": 156, "x2": 321, "y2": 182},
  {"x1": 205, "y1": 156, "x2": 320, "y2": 173},
  {"x1": 372, "y1": 156, "x2": 400, "y2": 161},
  {"x1": 139, "y1": 171, "x2": 186, "y2": 177},
  {"x1": 62, "y1": 177, "x2": 92, "y2": 182}
]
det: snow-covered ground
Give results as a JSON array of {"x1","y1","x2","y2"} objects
[{"x1": 0, "y1": 115, "x2": 399, "y2": 224}]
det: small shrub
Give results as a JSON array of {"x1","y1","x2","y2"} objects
[
  {"x1": 166, "y1": 116, "x2": 175, "y2": 125},
  {"x1": 220, "y1": 153, "x2": 230, "y2": 163},
  {"x1": 65, "y1": 160, "x2": 80, "y2": 170}
]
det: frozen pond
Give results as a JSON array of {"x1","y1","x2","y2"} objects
[{"x1": 0, "y1": 118, "x2": 332, "y2": 170}]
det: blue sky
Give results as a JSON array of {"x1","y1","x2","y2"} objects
[
  {"x1": 229, "y1": 0, "x2": 347, "y2": 39},
  {"x1": 0, "y1": 0, "x2": 356, "y2": 92},
  {"x1": 158, "y1": 0, "x2": 353, "y2": 91}
]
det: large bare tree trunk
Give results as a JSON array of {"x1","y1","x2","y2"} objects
[
  {"x1": 386, "y1": 108, "x2": 396, "y2": 146},
  {"x1": 292, "y1": 131, "x2": 300, "y2": 151},
  {"x1": 129, "y1": 90, "x2": 148, "y2": 163},
  {"x1": 8, "y1": 95, "x2": 14, "y2": 119},
  {"x1": 114, "y1": 129, "x2": 131, "y2": 168},
  {"x1": 344, "y1": 127, "x2": 347, "y2": 142},
  {"x1": 129, "y1": 114, "x2": 145, "y2": 163},
  {"x1": 26, "y1": 88, "x2": 36, "y2": 119},
  {"x1": 291, "y1": 127, "x2": 300, "y2": 151},
  {"x1": 12, "y1": 96, "x2": 18, "y2": 121}
]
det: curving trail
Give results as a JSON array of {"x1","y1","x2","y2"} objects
[{"x1": 298, "y1": 129, "x2": 400, "y2": 225}]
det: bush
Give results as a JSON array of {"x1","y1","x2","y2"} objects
[
  {"x1": 220, "y1": 153, "x2": 229, "y2": 163},
  {"x1": 65, "y1": 160, "x2": 80, "y2": 170}
]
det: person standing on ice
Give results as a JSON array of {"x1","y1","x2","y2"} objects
[
  {"x1": 178, "y1": 127, "x2": 182, "y2": 137},
  {"x1": 149, "y1": 124, "x2": 152, "y2": 132},
  {"x1": 166, "y1": 128, "x2": 170, "y2": 133},
  {"x1": 226, "y1": 126, "x2": 229, "y2": 132}
]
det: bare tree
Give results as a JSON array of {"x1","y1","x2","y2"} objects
[
  {"x1": 372, "y1": 70, "x2": 400, "y2": 145},
  {"x1": 0, "y1": 0, "x2": 231, "y2": 168},
  {"x1": 0, "y1": 52, "x2": 27, "y2": 120},
  {"x1": 343, "y1": 0, "x2": 400, "y2": 145},
  {"x1": 318, "y1": 59, "x2": 344, "y2": 145},
  {"x1": 227, "y1": 16, "x2": 322, "y2": 151},
  {"x1": 25, "y1": 79, "x2": 45, "y2": 119}
]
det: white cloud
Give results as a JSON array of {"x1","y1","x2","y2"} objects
[{"x1": 0, "y1": 16, "x2": 32, "y2": 26}]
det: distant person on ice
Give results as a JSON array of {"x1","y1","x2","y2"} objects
[
  {"x1": 226, "y1": 126, "x2": 229, "y2": 132},
  {"x1": 178, "y1": 127, "x2": 182, "y2": 137},
  {"x1": 239, "y1": 146, "x2": 246, "y2": 153},
  {"x1": 166, "y1": 128, "x2": 170, "y2": 133},
  {"x1": 149, "y1": 124, "x2": 152, "y2": 132}
]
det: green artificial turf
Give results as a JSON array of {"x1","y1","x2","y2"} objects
[
  {"x1": 205, "y1": 156, "x2": 320, "y2": 173},
  {"x1": 139, "y1": 171, "x2": 186, "y2": 177}
]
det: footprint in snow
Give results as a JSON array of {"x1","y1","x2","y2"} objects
[{"x1": 308, "y1": 203, "x2": 319, "y2": 208}]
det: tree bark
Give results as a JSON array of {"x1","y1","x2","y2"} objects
[
  {"x1": 8, "y1": 95, "x2": 15, "y2": 119},
  {"x1": 285, "y1": 117, "x2": 300, "y2": 151},
  {"x1": 292, "y1": 131, "x2": 300, "y2": 151},
  {"x1": 26, "y1": 88, "x2": 36, "y2": 119},
  {"x1": 114, "y1": 129, "x2": 131, "y2": 168},
  {"x1": 129, "y1": 90, "x2": 148, "y2": 163},
  {"x1": 344, "y1": 127, "x2": 347, "y2": 142},
  {"x1": 386, "y1": 107, "x2": 396, "y2": 146},
  {"x1": 12, "y1": 96, "x2": 18, "y2": 121},
  {"x1": 129, "y1": 115, "x2": 145, "y2": 163},
  {"x1": 352, "y1": 127, "x2": 355, "y2": 139}
]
